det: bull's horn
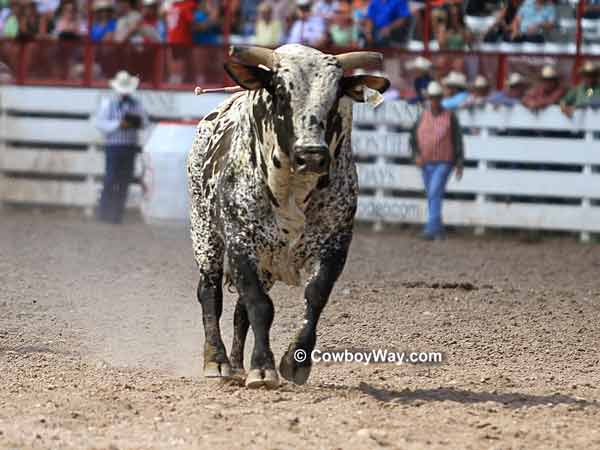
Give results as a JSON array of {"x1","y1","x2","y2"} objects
[
  {"x1": 336, "y1": 52, "x2": 384, "y2": 72},
  {"x1": 229, "y1": 45, "x2": 275, "y2": 69}
]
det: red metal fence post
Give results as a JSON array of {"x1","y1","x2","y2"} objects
[
  {"x1": 83, "y1": 0, "x2": 93, "y2": 86},
  {"x1": 574, "y1": 0, "x2": 585, "y2": 83},
  {"x1": 222, "y1": 2, "x2": 233, "y2": 85},
  {"x1": 423, "y1": 0, "x2": 431, "y2": 55}
]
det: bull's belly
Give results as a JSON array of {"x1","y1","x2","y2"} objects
[{"x1": 256, "y1": 241, "x2": 310, "y2": 287}]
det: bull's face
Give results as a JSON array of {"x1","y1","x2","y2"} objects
[{"x1": 225, "y1": 45, "x2": 390, "y2": 175}]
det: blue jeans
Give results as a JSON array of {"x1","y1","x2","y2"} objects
[
  {"x1": 421, "y1": 162, "x2": 454, "y2": 236},
  {"x1": 98, "y1": 145, "x2": 137, "y2": 223}
]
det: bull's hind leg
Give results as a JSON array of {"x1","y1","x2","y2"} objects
[
  {"x1": 229, "y1": 299, "x2": 249, "y2": 380},
  {"x1": 279, "y1": 234, "x2": 352, "y2": 385},
  {"x1": 197, "y1": 269, "x2": 232, "y2": 378},
  {"x1": 190, "y1": 188, "x2": 231, "y2": 378},
  {"x1": 228, "y1": 245, "x2": 279, "y2": 389}
]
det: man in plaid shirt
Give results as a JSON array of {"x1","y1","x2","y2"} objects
[{"x1": 94, "y1": 70, "x2": 150, "y2": 224}]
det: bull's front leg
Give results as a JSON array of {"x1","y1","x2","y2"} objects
[
  {"x1": 279, "y1": 234, "x2": 351, "y2": 385},
  {"x1": 229, "y1": 245, "x2": 279, "y2": 389}
]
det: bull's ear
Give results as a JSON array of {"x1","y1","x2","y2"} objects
[
  {"x1": 224, "y1": 61, "x2": 272, "y2": 90},
  {"x1": 341, "y1": 75, "x2": 390, "y2": 102}
]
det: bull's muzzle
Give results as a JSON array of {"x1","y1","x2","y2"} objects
[{"x1": 293, "y1": 146, "x2": 330, "y2": 175}]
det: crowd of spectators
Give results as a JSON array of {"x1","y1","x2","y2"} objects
[
  {"x1": 0, "y1": 0, "x2": 597, "y2": 49},
  {"x1": 403, "y1": 54, "x2": 600, "y2": 117}
]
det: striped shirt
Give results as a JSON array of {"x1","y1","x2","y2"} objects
[
  {"x1": 416, "y1": 109, "x2": 454, "y2": 163},
  {"x1": 94, "y1": 95, "x2": 150, "y2": 147}
]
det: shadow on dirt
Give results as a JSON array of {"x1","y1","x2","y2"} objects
[{"x1": 357, "y1": 382, "x2": 599, "y2": 409}]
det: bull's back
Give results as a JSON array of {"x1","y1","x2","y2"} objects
[{"x1": 187, "y1": 93, "x2": 245, "y2": 193}]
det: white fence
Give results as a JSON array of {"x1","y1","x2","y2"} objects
[
  {"x1": 0, "y1": 86, "x2": 223, "y2": 211},
  {"x1": 354, "y1": 102, "x2": 600, "y2": 241},
  {"x1": 1, "y1": 86, "x2": 599, "y2": 240}
]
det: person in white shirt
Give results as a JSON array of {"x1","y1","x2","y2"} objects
[{"x1": 286, "y1": 0, "x2": 326, "y2": 47}]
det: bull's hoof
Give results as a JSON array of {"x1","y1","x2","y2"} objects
[
  {"x1": 245, "y1": 368, "x2": 280, "y2": 389},
  {"x1": 203, "y1": 361, "x2": 232, "y2": 378},
  {"x1": 230, "y1": 367, "x2": 246, "y2": 383},
  {"x1": 279, "y1": 353, "x2": 312, "y2": 385}
]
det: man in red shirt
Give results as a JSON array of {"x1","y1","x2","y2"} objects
[
  {"x1": 165, "y1": 0, "x2": 195, "y2": 44},
  {"x1": 164, "y1": 0, "x2": 195, "y2": 83}
]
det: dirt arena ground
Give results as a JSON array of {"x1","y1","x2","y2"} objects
[{"x1": 1, "y1": 209, "x2": 599, "y2": 450}]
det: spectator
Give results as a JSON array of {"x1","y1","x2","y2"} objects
[
  {"x1": 94, "y1": 70, "x2": 150, "y2": 224},
  {"x1": 436, "y1": 3, "x2": 472, "y2": 50},
  {"x1": 509, "y1": 0, "x2": 556, "y2": 44},
  {"x1": 583, "y1": 0, "x2": 600, "y2": 20},
  {"x1": 17, "y1": 0, "x2": 41, "y2": 40},
  {"x1": 410, "y1": 80, "x2": 464, "y2": 241},
  {"x1": 287, "y1": 0, "x2": 327, "y2": 47},
  {"x1": 136, "y1": 0, "x2": 165, "y2": 43},
  {"x1": 441, "y1": 71, "x2": 468, "y2": 110},
  {"x1": 90, "y1": 0, "x2": 116, "y2": 42},
  {"x1": 253, "y1": 2, "x2": 282, "y2": 46},
  {"x1": 53, "y1": 0, "x2": 86, "y2": 40},
  {"x1": 364, "y1": 0, "x2": 411, "y2": 47},
  {"x1": 328, "y1": 1, "x2": 356, "y2": 47},
  {"x1": 522, "y1": 65, "x2": 566, "y2": 112},
  {"x1": 406, "y1": 55, "x2": 433, "y2": 104},
  {"x1": 165, "y1": 0, "x2": 195, "y2": 44},
  {"x1": 0, "y1": 0, "x2": 15, "y2": 32},
  {"x1": 487, "y1": 72, "x2": 529, "y2": 106},
  {"x1": 466, "y1": 0, "x2": 502, "y2": 16},
  {"x1": 114, "y1": 0, "x2": 142, "y2": 42},
  {"x1": 483, "y1": 0, "x2": 522, "y2": 42},
  {"x1": 560, "y1": 61, "x2": 600, "y2": 117},
  {"x1": 2, "y1": 0, "x2": 20, "y2": 38},
  {"x1": 36, "y1": 0, "x2": 59, "y2": 35},
  {"x1": 192, "y1": 0, "x2": 219, "y2": 44},
  {"x1": 312, "y1": 0, "x2": 334, "y2": 20},
  {"x1": 463, "y1": 75, "x2": 490, "y2": 108}
]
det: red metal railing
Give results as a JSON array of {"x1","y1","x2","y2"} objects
[{"x1": 0, "y1": 1, "x2": 595, "y2": 91}]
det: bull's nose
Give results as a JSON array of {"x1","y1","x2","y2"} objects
[{"x1": 293, "y1": 146, "x2": 330, "y2": 174}]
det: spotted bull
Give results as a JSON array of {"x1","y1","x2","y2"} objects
[{"x1": 187, "y1": 44, "x2": 389, "y2": 388}]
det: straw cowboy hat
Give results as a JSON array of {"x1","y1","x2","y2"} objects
[
  {"x1": 473, "y1": 75, "x2": 489, "y2": 89},
  {"x1": 579, "y1": 60, "x2": 599, "y2": 75},
  {"x1": 507, "y1": 72, "x2": 526, "y2": 86},
  {"x1": 109, "y1": 70, "x2": 139, "y2": 95},
  {"x1": 442, "y1": 71, "x2": 467, "y2": 88},
  {"x1": 406, "y1": 55, "x2": 432, "y2": 71},
  {"x1": 541, "y1": 65, "x2": 559, "y2": 79},
  {"x1": 426, "y1": 81, "x2": 443, "y2": 97},
  {"x1": 92, "y1": 0, "x2": 113, "y2": 10}
]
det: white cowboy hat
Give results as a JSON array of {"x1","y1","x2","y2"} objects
[
  {"x1": 426, "y1": 81, "x2": 443, "y2": 97},
  {"x1": 109, "y1": 70, "x2": 139, "y2": 95},
  {"x1": 507, "y1": 72, "x2": 526, "y2": 86},
  {"x1": 579, "y1": 60, "x2": 598, "y2": 74},
  {"x1": 442, "y1": 71, "x2": 467, "y2": 88},
  {"x1": 541, "y1": 65, "x2": 558, "y2": 79},
  {"x1": 473, "y1": 75, "x2": 489, "y2": 89},
  {"x1": 406, "y1": 56, "x2": 432, "y2": 71},
  {"x1": 92, "y1": 0, "x2": 113, "y2": 10}
]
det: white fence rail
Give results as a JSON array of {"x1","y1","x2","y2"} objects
[
  {"x1": 1, "y1": 86, "x2": 599, "y2": 239},
  {"x1": 0, "y1": 86, "x2": 223, "y2": 212}
]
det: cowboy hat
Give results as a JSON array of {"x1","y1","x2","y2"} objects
[
  {"x1": 541, "y1": 65, "x2": 559, "y2": 79},
  {"x1": 406, "y1": 55, "x2": 432, "y2": 71},
  {"x1": 579, "y1": 61, "x2": 599, "y2": 75},
  {"x1": 473, "y1": 75, "x2": 489, "y2": 89},
  {"x1": 426, "y1": 81, "x2": 443, "y2": 97},
  {"x1": 506, "y1": 72, "x2": 526, "y2": 86},
  {"x1": 92, "y1": 0, "x2": 113, "y2": 10},
  {"x1": 109, "y1": 70, "x2": 139, "y2": 95},
  {"x1": 442, "y1": 71, "x2": 467, "y2": 88}
]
